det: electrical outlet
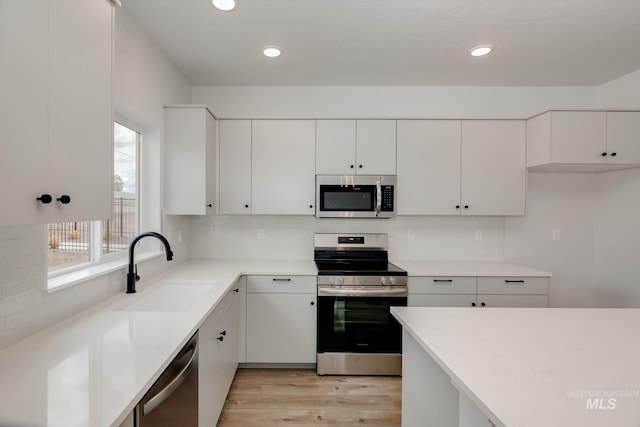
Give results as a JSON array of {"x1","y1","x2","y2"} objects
[
  {"x1": 552, "y1": 230, "x2": 560, "y2": 241},
  {"x1": 408, "y1": 229, "x2": 415, "y2": 240},
  {"x1": 257, "y1": 229, "x2": 265, "y2": 240},
  {"x1": 475, "y1": 230, "x2": 483, "y2": 241}
]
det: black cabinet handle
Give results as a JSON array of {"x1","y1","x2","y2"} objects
[
  {"x1": 57, "y1": 195, "x2": 71, "y2": 204},
  {"x1": 505, "y1": 280, "x2": 525, "y2": 283},
  {"x1": 37, "y1": 194, "x2": 52, "y2": 204},
  {"x1": 456, "y1": 205, "x2": 460, "y2": 209},
  {"x1": 464, "y1": 205, "x2": 469, "y2": 209},
  {"x1": 272, "y1": 278, "x2": 292, "y2": 282},
  {"x1": 217, "y1": 336, "x2": 224, "y2": 342},
  {"x1": 220, "y1": 330, "x2": 227, "y2": 336},
  {"x1": 233, "y1": 288, "x2": 239, "y2": 293},
  {"x1": 601, "y1": 152, "x2": 607, "y2": 157},
  {"x1": 207, "y1": 204, "x2": 213, "y2": 208},
  {"x1": 611, "y1": 152, "x2": 617, "y2": 157},
  {"x1": 433, "y1": 279, "x2": 453, "y2": 283}
]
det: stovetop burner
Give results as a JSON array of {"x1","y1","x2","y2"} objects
[{"x1": 314, "y1": 233, "x2": 406, "y2": 277}]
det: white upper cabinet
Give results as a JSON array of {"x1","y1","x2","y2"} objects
[
  {"x1": 397, "y1": 120, "x2": 525, "y2": 216},
  {"x1": 219, "y1": 120, "x2": 252, "y2": 214},
  {"x1": 0, "y1": 0, "x2": 113, "y2": 225},
  {"x1": 356, "y1": 120, "x2": 397, "y2": 175},
  {"x1": 397, "y1": 120, "x2": 462, "y2": 215},
  {"x1": 461, "y1": 120, "x2": 526, "y2": 216},
  {"x1": 252, "y1": 120, "x2": 316, "y2": 215},
  {"x1": 316, "y1": 120, "x2": 396, "y2": 175},
  {"x1": 164, "y1": 106, "x2": 217, "y2": 215},
  {"x1": 527, "y1": 110, "x2": 640, "y2": 172}
]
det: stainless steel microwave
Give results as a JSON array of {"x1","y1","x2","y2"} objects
[{"x1": 315, "y1": 175, "x2": 397, "y2": 218}]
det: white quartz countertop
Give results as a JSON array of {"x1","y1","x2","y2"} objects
[
  {"x1": 0, "y1": 259, "x2": 316, "y2": 427},
  {"x1": 394, "y1": 261, "x2": 552, "y2": 277},
  {"x1": 391, "y1": 307, "x2": 640, "y2": 427}
]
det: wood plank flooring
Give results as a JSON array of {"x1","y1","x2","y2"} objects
[{"x1": 215, "y1": 368, "x2": 401, "y2": 427}]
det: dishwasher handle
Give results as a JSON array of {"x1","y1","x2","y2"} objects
[{"x1": 142, "y1": 339, "x2": 198, "y2": 416}]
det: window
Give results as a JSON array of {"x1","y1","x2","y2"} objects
[{"x1": 47, "y1": 122, "x2": 139, "y2": 274}]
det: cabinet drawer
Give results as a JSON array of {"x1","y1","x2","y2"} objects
[
  {"x1": 409, "y1": 294, "x2": 475, "y2": 307},
  {"x1": 477, "y1": 277, "x2": 549, "y2": 295},
  {"x1": 409, "y1": 276, "x2": 477, "y2": 295},
  {"x1": 478, "y1": 294, "x2": 548, "y2": 307},
  {"x1": 246, "y1": 275, "x2": 316, "y2": 294}
]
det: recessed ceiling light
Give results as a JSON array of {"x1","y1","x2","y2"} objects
[
  {"x1": 469, "y1": 44, "x2": 493, "y2": 57},
  {"x1": 262, "y1": 46, "x2": 282, "y2": 58},
  {"x1": 212, "y1": 0, "x2": 237, "y2": 11}
]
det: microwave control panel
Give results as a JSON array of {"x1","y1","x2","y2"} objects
[{"x1": 381, "y1": 185, "x2": 395, "y2": 211}]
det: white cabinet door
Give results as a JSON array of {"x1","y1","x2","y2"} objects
[
  {"x1": 0, "y1": 0, "x2": 113, "y2": 225},
  {"x1": 316, "y1": 120, "x2": 357, "y2": 175},
  {"x1": 0, "y1": 0, "x2": 48, "y2": 225},
  {"x1": 199, "y1": 291, "x2": 237, "y2": 426},
  {"x1": 551, "y1": 111, "x2": 607, "y2": 164},
  {"x1": 47, "y1": 0, "x2": 113, "y2": 222},
  {"x1": 246, "y1": 292, "x2": 317, "y2": 363},
  {"x1": 165, "y1": 106, "x2": 217, "y2": 215},
  {"x1": 356, "y1": 120, "x2": 397, "y2": 175},
  {"x1": 252, "y1": 120, "x2": 316, "y2": 215},
  {"x1": 397, "y1": 120, "x2": 461, "y2": 215},
  {"x1": 408, "y1": 294, "x2": 476, "y2": 307},
  {"x1": 478, "y1": 294, "x2": 548, "y2": 308},
  {"x1": 606, "y1": 112, "x2": 640, "y2": 164},
  {"x1": 219, "y1": 120, "x2": 252, "y2": 214},
  {"x1": 461, "y1": 120, "x2": 526, "y2": 216}
]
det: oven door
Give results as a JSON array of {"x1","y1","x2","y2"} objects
[{"x1": 317, "y1": 288, "x2": 406, "y2": 354}]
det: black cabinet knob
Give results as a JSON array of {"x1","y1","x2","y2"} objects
[
  {"x1": 310, "y1": 301, "x2": 315, "y2": 306},
  {"x1": 217, "y1": 336, "x2": 224, "y2": 342},
  {"x1": 350, "y1": 164, "x2": 354, "y2": 169},
  {"x1": 358, "y1": 164, "x2": 363, "y2": 169},
  {"x1": 471, "y1": 302, "x2": 476, "y2": 307},
  {"x1": 244, "y1": 204, "x2": 249, "y2": 208},
  {"x1": 207, "y1": 204, "x2": 213, "y2": 208},
  {"x1": 37, "y1": 194, "x2": 52, "y2": 204},
  {"x1": 464, "y1": 205, "x2": 469, "y2": 209},
  {"x1": 233, "y1": 288, "x2": 239, "y2": 293},
  {"x1": 309, "y1": 204, "x2": 313, "y2": 209},
  {"x1": 481, "y1": 302, "x2": 486, "y2": 307},
  {"x1": 220, "y1": 330, "x2": 227, "y2": 336},
  {"x1": 57, "y1": 195, "x2": 71, "y2": 204},
  {"x1": 601, "y1": 152, "x2": 607, "y2": 157},
  {"x1": 456, "y1": 205, "x2": 460, "y2": 209},
  {"x1": 611, "y1": 152, "x2": 617, "y2": 157}
]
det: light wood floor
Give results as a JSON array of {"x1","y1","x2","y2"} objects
[{"x1": 215, "y1": 368, "x2": 401, "y2": 427}]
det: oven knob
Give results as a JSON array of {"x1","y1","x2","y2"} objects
[
  {"x1": 381, "y1": 277, "x2": 389, "y2": 286},
  {"x1": 335, "y1": 277, "x2": 344, "y2": 285},
  {"x1": 389, "y1": 277, "x2": 397, "y2": 286}
]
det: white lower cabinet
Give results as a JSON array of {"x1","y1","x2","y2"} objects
[
  {"x1": 199, "y1": 289, "x2": 238, "y2": 426},
  {"x1": 246, "y1": 275, "x2": 317, "y2": 363},
  {"x1": 409, "y1": 276, "x2": 549, "y2": 308}
]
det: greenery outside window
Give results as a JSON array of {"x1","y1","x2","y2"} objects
[{"x1": 47, "y1": 121, "x2": 140, "y2": 275}]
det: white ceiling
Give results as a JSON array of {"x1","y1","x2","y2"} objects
[{"x1": 122, "y1": 0, "x2": 640, "y2": 87}]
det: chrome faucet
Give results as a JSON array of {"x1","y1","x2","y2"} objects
[{"x1": 126, "y1": 232, "x2": 174, "y2": 294}]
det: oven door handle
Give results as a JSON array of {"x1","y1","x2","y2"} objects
[
  {"x1": 318, "y1": 287, "x2": 408, "y2": 297},
  {"x1": 375, "y1": 180, "x2": 382, "y2": 217}
]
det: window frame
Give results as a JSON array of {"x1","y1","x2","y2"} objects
[{"x1": 46, "y1": 117, "x2": 142, "y2": 284}]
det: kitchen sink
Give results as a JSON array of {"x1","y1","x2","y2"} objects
[{"x1": 114, "y1": 282, "x2": 217, "y2": 312}]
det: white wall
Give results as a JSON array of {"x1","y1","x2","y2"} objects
[{"x1": 0, "y1": 9, "x2": 191, "y2": 349}]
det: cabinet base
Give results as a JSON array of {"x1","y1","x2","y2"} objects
[{"x1": 317, "y1": 352, "x2": 401, "y2": 376}]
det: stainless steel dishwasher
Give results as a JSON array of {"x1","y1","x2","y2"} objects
[{"x1": 135, "y1": 332, "x2": 198, "y2": 427}]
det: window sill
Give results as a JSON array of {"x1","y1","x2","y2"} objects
[{"x1": 47, "y1": 251, "x2": 163, "y2": 292}]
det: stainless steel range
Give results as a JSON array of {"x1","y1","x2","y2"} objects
[{"x1": 314, "y1": 233, "x2": 407, "y2": 376}]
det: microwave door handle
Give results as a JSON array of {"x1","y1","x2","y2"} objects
[{"x1": 375, "y1": 181, "x2": 382, "y2": 217}]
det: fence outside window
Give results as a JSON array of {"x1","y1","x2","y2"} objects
[{"x1": 48, "y1": 194, "x2": 137, "y2": 271}]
